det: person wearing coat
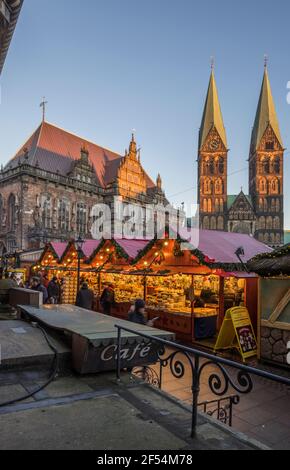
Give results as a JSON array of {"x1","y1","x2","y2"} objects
[{"x1": 76, "y1": 282, "x2": 95, "y2": 310}]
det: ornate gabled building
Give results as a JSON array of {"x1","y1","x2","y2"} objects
[
  {"x1": 198, "y1": 65, "x2": 284, "y2": 247},
  {"x1": 0, "y1": 0, "x2": 24, "y2": 74},
  {"x1": 0, "y1": 121, "x2": 168, "y2": 253}
]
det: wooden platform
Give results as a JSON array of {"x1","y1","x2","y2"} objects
[{"x1": 19, "y1": 305, "x2": 174, "y2": 374}]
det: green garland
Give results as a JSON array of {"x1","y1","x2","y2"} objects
[
  {"x1": 111, "y1": 239, "x2": 130, "y2": 260},
  {"x1": 132, "y1": 237, "x2": 158, "y2": 265}
]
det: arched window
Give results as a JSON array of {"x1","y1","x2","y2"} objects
[
  {"x1": 260, "y1": 178, "x2": 267, "y2": 194},
  {"x1": 262, "y1": 157, "x2": 270, "y2": 174},
  {"x1": 203, "y1": 216, "x2": 210, "y2": 230},
  {"x1": 276, "y1": 234, "x2": 281, "y2": 244},
  {"x1": 209, "y1": 158, "x2": 215, "y2": 175},
  {"x1": 266, "y1": 217, "x2": 273, "y2": 230},
  {"x1": 264, "y1": 199, "x2": 268, "y2": 212},
  {"x1": 273, "y1": 217, "x2": 280, "y2": 229},
  {"x1": 58, "y1": 199, "x2": 70, "y2": 232},
  {"x1": 270, "y1": 233, "x2": 275, "y2": 244},
  {"x1": 259, "y1": 198, "x2": 264, "y2": 211},
  {"x1": 274, "y1": 157, "x2": 280, "y2": 174},
  {"x1": 215, "y1": 199, "x2": 220, "y2": 212},
  {"x1": 259, "y1": 217, "x2": 266, "y2": 230},
  {"x1": 215, "y1": 178, "x2": 223, "y2": 195},
  {"x1": 77, "y1": 203, "x2": 87, "y2": 235},
  {"x1": 276, "y1": 199, "x2": 280, "y2": 212},
  {"x1": 258, "y1": 233, "x2": 264, "y2": 242},
  {"x1": 8, "y1": 194, "x2": 16, "y2": 231},
  {"x1": 208, "y1": 199, "x2": 212, "y2": 213},
  {"x1": 217, "y1": 216, "x2": 224, "y2": 230},
  {"x1": 219, "y1": 199, "x2": 224, "y2": 212},
  {"x1": 270, "y1": 178, "x2": 279, "y2": 195},
  {"x1": 203, "y1": 199, "x2": 208, "y2": 213},
  {"x1": 41, "y1": 195, "x2": 52, "y2": 229},
  {"x1": 204, "y1": 178, "x2": 212, "y2": 195},
  {"x1": 264, "y1": 233, "x2": 269, "y2": 244},
  {"x1": 210, "y1": 217, "x2": 217, "y2": 230},
  {"x1": 218, "y1": 157, "x2": 224, "y2": 174}
]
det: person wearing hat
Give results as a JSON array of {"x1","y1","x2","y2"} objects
[
  {"x1": 128, "y1": 299, "x2": 156, "y2": 327},
  {"x1": 47, "y1": 276, "x2": 60, "y2": 304}
]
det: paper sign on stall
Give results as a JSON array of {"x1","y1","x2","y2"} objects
[{"x1": 214, "y1": 307, "x2": 257, "y2": 361}]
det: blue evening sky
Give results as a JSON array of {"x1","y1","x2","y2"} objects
[{"x1": 1, "y1": 0, "x2": 290, "y2": 227}]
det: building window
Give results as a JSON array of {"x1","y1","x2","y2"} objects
[
  {"x1": 76, "y1": 203, "x2": 87, "y2": 235},
  {"x1": 273, "y1": 217, "x2": 280, "y2": 229},
  {"x1": 210, "y1": 217, "x2": 217, "y2": 230},
  {"x1": 58, "y1": 199, "x2": 70, "y2": 232},
  {"x1": 266, "y1": 142, "x2": 274, "y2": 151},
  {"x1": 274, "y1": 157, "x2": 280, "y2": 174},
  {"x1": 262, "y1": 157, "x2": 270, "y2": 174},
  {"x1": 8, "y1": 194, "x2": 16, "y2": 231},
  {"x1": 203, "y1": 216, "x2": 210, "y2": 230},
  {"x1": 218, "y1": 157, "x2": 224, "y2": 174},
  {"x1": 217, "y1": 216, "x2": 224, "y2": 230}
]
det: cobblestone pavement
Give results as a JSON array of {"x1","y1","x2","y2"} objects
[{"x1": 148, "y1": 351, "x2": 290, "y2": 450}]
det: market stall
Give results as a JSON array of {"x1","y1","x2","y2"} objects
[
  {"x1": 248, "y1": 244, "x2": 290, "y2": 368},
  {"x1": 35, "y1": 230, "x2": 271, "y2": 346}
]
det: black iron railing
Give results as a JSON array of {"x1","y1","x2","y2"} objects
[{"x1": 115, "y1": 324, "x2": 290, "y2": 438}]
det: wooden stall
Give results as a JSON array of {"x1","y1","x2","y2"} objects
[{"x1": 249, "y1": 244, "x2": 290, "y2": 368}]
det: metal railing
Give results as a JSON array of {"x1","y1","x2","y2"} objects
[{"x1": 115, "y1": 324, "x2": 290, "y2": 438}]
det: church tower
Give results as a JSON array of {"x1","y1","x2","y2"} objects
[
  {"x1": 198, "y1": 68, "x2": 228, "y2": 231},
  {"x1": 249, "y1": 65, "x2": 284, "y2": 246}
]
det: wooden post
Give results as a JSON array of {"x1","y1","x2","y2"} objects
[
  {"x1": 218, "y1": 276, "x2": 225, "y2": 330},
  {"x1": 191, "y1": 274, "x2": 195, "y2": 342}
]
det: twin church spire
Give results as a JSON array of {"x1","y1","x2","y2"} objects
[{"x1": 198, "y1": 61, "x2": 284, "y2": 246}]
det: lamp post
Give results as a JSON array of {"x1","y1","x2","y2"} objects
[{"x1": 76, "y1": 235, "x2": 84, "y2": 296}]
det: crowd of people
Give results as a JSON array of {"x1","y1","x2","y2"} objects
[{"x1": 0, "y1": 272, "x2": 157, "y2": 328}]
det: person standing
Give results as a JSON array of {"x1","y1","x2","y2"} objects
[
  {"x1": 47, "y1": 277, "x2": 60, "y2": 304},
  {"x1": 100, "y1": 284, "x2": 115, "y2": 315},
  {"x1": 31, "y1": 277, "x2": 48, "y2": 304},
  {"x1": 76, "y1": 282, "x2": 95, "y2": 310},
  {"x1": 128, "y1": 299, "x2": 157, "y2": 327}
]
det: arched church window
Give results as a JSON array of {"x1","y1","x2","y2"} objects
[
  {"x1": 264, "y1": 233, "x2": 269, "y2": 244},
  {"x1": 260, "y1": 178, "x2": 267, "y2": 194},
  {"x1": 259, "y1": 198, "x2": 264, "y2": 211},
  {"x1": 270, "y1": 233, "x2": 275, "y2": 244},
  {"x1": 215, "y1": 199, "x2": 220, "y2": 212},
  {"x1": 270, "y1": 178, "x2": 279, "y2": 195},
  {"x1": 262, "y1": 157, "x2": 270, "y2": 174},
  {"x1": 204, "y1": 178, "x2": 212, "y2": 195},
  {"x1": 203, "y1": 199, "x2": 208, "y2": 213},
  {"x1": 209, "y1": 158, "x2": 215, "y2": 175},
  {"x1": 219, "y1": 199, "x2": 224, "y2": 212},
  {"x1": 208, "y1": 199, "x2": 212, "y2": 213},
  {"x1": 274, "y1": 157, "x2": 280, "y2": 174},
  {"x1": 215, "y1": 178, "x2": 223, "y2": 195},
  {"x1": 218, "y1": 157, "x2": 224, "y2": 174},
  {"x1": 264, "y1": 199, "x2": 268, "y2": 212},
  {"x1": 58, "y1": 199, "x2": 70, "y2": 232},
  {"x1": 276, "y1": 234, "x2": 280, "y2": 244},
  {"x1": 210, "y1": 217, "x2": 217, "y2": 230},
  {"x1": 8, "y1": 194, "x2": 16, "y2": 231},
  {"x1": 276, "y1": 199, "x2": 280, "y2": 212}
]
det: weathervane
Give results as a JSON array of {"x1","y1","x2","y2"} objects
[
  {"x1": 210, "y1": 56, "x2": 215, "y2": 71},
  {"x1": 40, "y1": 97, "x2": 48, "y2": 122},
  {"x1": 264, "y1": 54, "x2": 268, "y2": 69}
]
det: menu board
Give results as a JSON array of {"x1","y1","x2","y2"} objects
[{"x1": 214, "y1": 307, "x2": 257, "y2": 361}]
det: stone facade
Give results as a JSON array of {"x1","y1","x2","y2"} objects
[
  {"x1": 0, "y1": 123, "x2": 170, "y2": 254},
  {"x1": 260, "y1": 326, "x2": 290, "y2": 367}
]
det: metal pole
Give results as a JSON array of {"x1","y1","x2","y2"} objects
[
  {"x1": 191, "y1": 355, "x2": 200, "y2": 438},
  {"x1": 77, "y1": 250, "x2": 81, "y2": 294}
]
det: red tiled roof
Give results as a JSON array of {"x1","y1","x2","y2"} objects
[{"x1": 7, "y1": 121, "x2": 156, "y2": 189}]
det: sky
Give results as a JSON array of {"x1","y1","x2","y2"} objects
[{"x1": 1, "y1": 0, "x2": 290, "y2": 228}]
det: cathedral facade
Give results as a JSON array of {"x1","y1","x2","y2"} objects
[
  {"x1": 198, "y1": 66, "x2": 284, "y2": 247},
  {"x1": 0, "y1": 122, "x2": 168, "y2": 254}
]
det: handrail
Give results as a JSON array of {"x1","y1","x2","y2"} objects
[{"x1": 115, "y1": 324, "x2": 290, "y2": 438}]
